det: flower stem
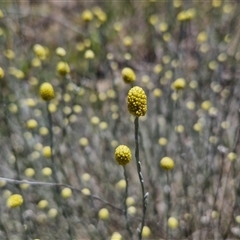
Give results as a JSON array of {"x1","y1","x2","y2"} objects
[
  {"x1": 134, "y1": 117, "x2": 148, "y2": 240},
  {"x1": 123, "y1": 166, "x2": 133, "y2": 238}
]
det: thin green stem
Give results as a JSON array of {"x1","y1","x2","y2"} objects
[{"x1": 134, "y1": 117, "x2": 148, "y2": 240}]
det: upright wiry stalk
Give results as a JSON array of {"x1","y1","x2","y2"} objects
[
  {"x1": 46, "y1": 102, "x2": 75, "y2": 239},
  {"x1": 134, "y1": 117, "x2": 148, "y2": 240},
  {"x1": 123, "y1": 166, "x2": 133, "y2": 238}
]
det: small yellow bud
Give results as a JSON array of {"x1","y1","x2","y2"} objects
[
  {"x1": 227, "y1": 152, "x2": 237, "y2": 161},
  {"x1": 168, "y1": 217, "x2": 179, "y2": 229},
  {"x1": 24, "y1": 168, "x2": 35, "y2": 177},
  {"x1": 84, "y1": 49, "x2": 95, "y2": 59},
  {"x1": 172, "y1": 78, "x2": 186, "y2": 90},
  {"x1": 98, "y1": 208, "x2": 109, "y2": 220},
  {"x1": 7, "y1": 194, "x2": 23, "y2": 208},
  {"x1": 42, "y1": 146, "x2": 52, "y2": 158},
  {"x1": 26, "y1": 119, "x2": 38, "y2": 129},
  {"x1": 121, "y1": 67, "x2": 136, "y2": 84},
  {"x1": 42, "y1": 167, "x2": 52, "y2": 177},
  {"x1": 48, "y1": 208, "x2": 58, "y2": 218},
  {"x1": 61, "y1": 188, "x2": 72, "y2": 199},
  {"x1": 56, "y1": 47, "x2": 66, "y2": 57},
  {"x1": 160, "y1": 157, "x2": 174, "y2": 170},
  {"x1": 38, "y1": 200, "x2": 48, "y2": 209},
  {"x1": 0, "y1": 67, "x2": 4, "y2": 78},
  {"x1": 56, "y1": 61, "x2": 70, "y2": 76},
  {"x1": 82, "y1": 9, "x2": 93, "y2": 22},
  {"x1": 142, "y1": 226, "x2": 151, "y2": 238}
]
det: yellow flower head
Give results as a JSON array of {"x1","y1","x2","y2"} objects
[
  {"x1": 7, "y1": 194, "x2": 23, "y2": 208},
  {"x1": 39, "y1": 82, "x2": 55, "y2": 101},
  {"x1": 26, "y1": 119, "x2": 38, "y2": 130},
  {"x1": 142, "y1": 226, "x2": 151, "y2": 238},
  {"x1": 42, "y1": 167, "x2": 52, "y2": 177},
  {"x1": 33, "y1": 44, "x2": 48, "y2": 60},
  {"x1": 160, "y1": 157, "x2": 174, "y2": 170},
  {"x1": 127, "y1": 86, "x2": 147, "y2": 117},
  {"x1": 0, "y1": 67, "x2": 4, "y2": 78},
  {"x1": 56, "y1": 61, "x2": 70, "y2": 76},
  {"x1": 115, "y1": 145, "x2": 132, "y2": 166},
  {"x1": 42, "y1": 146, "x2": 52, "y2": 158},
  {"x1": 201, "y1": 100, "x2": 212, "y2": 111},
  {"x1": 111, "y1": 232, "x2": 122, "y2": 240},
  {"x1": 61, "y1": 187, "x2": 72, "y2": 199},
  {"x1": 227, "y1": 152, "x2": 237, "y2": 161},
  {"x1": 121, "y1": 67, "x2": 136, "y2": 84},
  {"x1": 172, "y1": 78, "x2": 186, "y2": 90},
  {"x1": 98, "y1": 208, "x2": 109, "y2": 220},
  {"x1": 82, "y1": 9, "x2": 93, "y2": 22},
  {"x1": 84, "y1": 49, "x2": 95, "y2": 59},
  {"x1": 56, "y1": 47, "x2": 66, "y2": 57},
  {"x1": 168, "y1": 217, "x2": 179, "y2": 229}
]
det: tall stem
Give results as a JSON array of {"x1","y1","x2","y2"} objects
[
  {"x1": 134, "y1": 117, "x2": 148, "y2": 240},
  {"x1": 123, "y1": 166, "x2": 133, "y2": 238}
]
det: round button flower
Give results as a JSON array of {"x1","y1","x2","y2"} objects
[
  {"x1": 115, "y1": 145, "x2": 132, "y2": 166},
  {"x1": 39, "y1": 82, "x2": 55, "y2": 101},
  {"x1": 56, "y1": 61, "x2": 70, "y2": 76},
  {"x1": 121, "y1": 67, "x2": 136, "y2": 84},
  {"x1": 168, "y1": 217, "x2": 179, "y2": 229},
  {"x1": 172, "y1": 78, "x2": 186, "y2": 90},
  {"x1": 7, "y1": 194, "x2": 23, "y2": 208},
  {"x1": 98, "y1": 208, "x2": 109, "y2": 220},
  {"x1": 160, "y1": 157, "x2": 174, "y2": 170},
  {"x1": 0, "y1": 67, "x2": 4, "y2": 78},
  {"x1": 127, "y1": 86, "x2": 147, "y2": 117}
]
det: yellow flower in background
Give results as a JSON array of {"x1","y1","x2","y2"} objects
[
  {"x1": 7, "y1": 194, "x2": 23, "y2": 208},
  {"x1": 79, "y1": 137, "x2": 89, "y2": 147},
  {"x1": 197, "y1": 31, "x2": 208, "y2": 43},
  {"x1": 201, "y1": 100, "x2": 212, "y2": 111},
  {"x1": 142, "y1": 226, "x2": 151, "y2": 238},
  {"x1": 26, "y1": 119, "x2": 38, "y2": 130},
  {"x1": 160, "y1": 157, "x2": 174, "y2": 170},
  {"x1": 33, "y1": 44, "x2": 48, "y2": 60},
  {"x1": 127, "y1": 86, "x2": 147, "y2": 117},
  {"x1": 98, "y1": 208, "x2": 109, "y2": 220},
  {"x1": 48, "y1": 208, "x2": 58, "y2": 218},
  {"x1": 55, "y1": 47, "x2": 66, "y2": 57},
  {"x1": 4, "y1": 49, "x2": 15, "y2": 59},
  {"x1": 61, "y1": 188, "x2": 72, "y2": 199},
  {"x1": 82, "y1": 9, "x2": 93, "y2": 22},
  {"x1": 123, "y1": 36, "x2": 133, "y2": 47},
  {"x1": 212, "y1": 0, "x2": 221, "y2": 8},
  {"x1": 0, "y1": 67, "x2": 4, "y2": 78},
  {"x1": 121, "y1": 67, "x2": 136, "y2": 84},
  {"x1": 84, "y1": 49, "x2": 95, "y2": 59},
  {"x1": 115, "y1": 145, "x2": 132, "y2": 166},
  {"x1": 172, "y1": 78, "x2": 186, "y2": 90},
  {"x1": 56, "y1": 61, "x2": 70, "y2": 76},
  {"x1": 168, "y1": 217, "x2": 179, "y2": 229},
  {"x1": 42, "y1": 167, "x2": 52, "y2": 177},
  {"x1": 111, "y1": 232, "x2": 122, "y2": 240},
  {"x1": 81, "y1": 188, "x2": 91, "y2": 196},
  {"x1": 24, "y1": 168, "x2": 35, "y2": 177},
  {"x1": 0, "y1": 9, "x2": 3, "y2": 18},
  {"x1": 116, "y1": 179, "x2": 126, "y2": 189},
  {"x1": 227, "y1": 152, "x2": 237, "y2": 161},
  {"x1": 39, "y1": 82, "x2": 55, "y2": 101},
  {"x1": 42, "y1": 146, "x2": 52, "y2": 158},
  {"x1": 38, "y1": 200, "x2": 49, "y2": 209}
]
